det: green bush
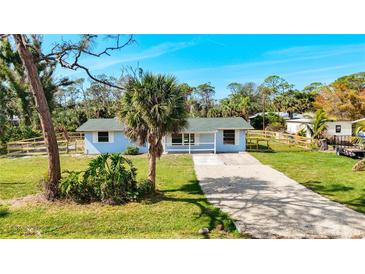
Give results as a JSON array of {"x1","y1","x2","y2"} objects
[
  {"x1": 123, "y1": 146, "x2": 139, "y2": 155},
  {"x1": 265, "y1": 121, "x2": 286, "y2": 132},
  {"x1": 1, "y1": 124, "x2": 41, "y2": 143},
  {"x1": 250, "y1": 113, "x2": 286, "y2": 130},
  {"x1": 60, "y1": 153, "x2": 138, "y2": 205},
  {"x1": 59, "y1": 171, "x2": 94, "y2": 203},
  {"x1": 136, "y1": 179, "x2": 154, "y2": 198}
]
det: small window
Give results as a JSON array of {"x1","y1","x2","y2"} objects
[
  {"x1": 98, "y1": 131, "x2": 109, "y2": 142},
  {"x1": 335, "y1": 125, "x2": 341, "y2": 133},
  {"x1": 223, "y1": 130, "x2": 235, "y2": 145},
  {"x1": 172, "y1": 133, "x2": 183, "y2": 145}
]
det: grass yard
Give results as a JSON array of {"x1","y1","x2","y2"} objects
[
  {"x1": 250, "y1": 143, "x2": 365, "y2": 214},
  {"x1": 0, "y1": 154, "x2": 241, "y2": 239}
]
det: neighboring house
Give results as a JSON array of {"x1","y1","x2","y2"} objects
[
  {"x1": 76, "y1": 117, "x2": 253, "y2": 154},
  {"x1": 286, "y1": 118, "x2": 354, "y2": 137},
  {"x1": 286, "y1": 118, "x2": 313, "y2": 137}
]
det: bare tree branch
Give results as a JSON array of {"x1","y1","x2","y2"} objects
[{"x1": 24, "y1": 34, "x2": 135, "y2": 89}]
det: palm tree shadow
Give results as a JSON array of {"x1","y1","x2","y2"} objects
[{"x1": 143, "y1": 180, "x2": 238, "y2": 237}]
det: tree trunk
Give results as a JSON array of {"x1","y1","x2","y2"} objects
[
  {"x1": 147, "y1": 150, "x2": 156, "y2": 190},
  {"x1": 262, "y1": 93, "x2": 266, "y2": 131},
  {"x1": 147, "y1": 134, "x2": 158, "y2": 191},
  {"x1": 13, "y1": 34, "x2": 61, "y2": 200}
]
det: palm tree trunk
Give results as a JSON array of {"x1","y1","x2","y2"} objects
[
  {"x1": 147, "y1": 149, "x2": 156, "y2": 190},
  {"x1": 14, "y1": 34, "x2": 61, "y2": 200}
]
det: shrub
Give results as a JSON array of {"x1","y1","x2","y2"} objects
[
  {"x1": 123, "y1": 146, "x2": 139, "y2": 155},
  {"x1": 59, "y1": 171, "x2": 94, "y2": 203},
  {"x1": 265, "y1": 121, "x2": 285, "y2": 132},
  {"x1": 136, "y1": 179, "x2": 154, "y2": 198},
  {"x1": 250, "y1": 112, "x2": 286, "y2": 130},
  {"x1": 352, "y1": 159, "x2": 365, "y2": 172},
  {"x1": 59, "y1": 153, "x2": 138, "y2": 204}
]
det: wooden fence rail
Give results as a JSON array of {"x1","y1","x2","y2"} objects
[
  {"x1": 6, "y1": 132, "x2": 84, "y2": 156},
  {"x1": 246, "y1": 130, "x2": 313, "y2": 149}
]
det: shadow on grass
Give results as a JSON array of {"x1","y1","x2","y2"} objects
[
  {"x1": 303, "y1": 181, "x2": 354, "y2": 197},
  {"x1": 303, "y1": 181, "x2": 365, "y2": 214},
  {"x1": 0, "y1": 207, "x2": 10, "y2": 218},
  {"x1": 144, "y1": 180, "x2": 238, "y2": 238}
]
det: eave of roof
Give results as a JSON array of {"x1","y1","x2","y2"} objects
[{"x1": 76, "y1": 117, "x2": 253, "y2": 132}]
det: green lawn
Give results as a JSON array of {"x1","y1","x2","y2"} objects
[
  {"x1": 0, "y1": 154, "x2": 241, "y2": 239},
  {"x1": 250, "y1": 143, "x2": 365, "y2": 214}
]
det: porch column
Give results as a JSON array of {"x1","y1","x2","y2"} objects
[
  {"x1": 214, "y1": 131, "x2": 217, "y2": 154},
  {"x1": 163, "y1": 135, "x2": 167, "y2": 154},
  {"x1": 188, "y1": 133, "x2": 191, "y2": 154}
]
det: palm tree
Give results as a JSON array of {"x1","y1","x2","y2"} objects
[
  {"x1": 307, "y1": 109, "x2": 328, "y2": 139},
  {"x1": 119, "y1": 72, "x2": 188, "y2": 190}
]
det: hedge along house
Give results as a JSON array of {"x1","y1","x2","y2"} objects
[{"x1": 77, "y1": 117, "x2": 253, "y2": 154}]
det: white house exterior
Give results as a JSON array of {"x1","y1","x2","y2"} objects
[
  {"x1": 286, "y1": 118, "x2": 353, "y2": 137},
  {"x1": 325, "y1": 121, "x2": 353, "y2": 136},
  {"x1": 77, "y1": 117, "x2": 253, "y2": 154},
  {"x1": 286, "y1": 118, "x2": 313, "y2": 137}
]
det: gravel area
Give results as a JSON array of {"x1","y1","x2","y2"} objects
[{"x1": 193, "y1": 153, "x2": 365, "y2": 239}]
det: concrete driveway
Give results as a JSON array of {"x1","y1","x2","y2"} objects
[{"x1": 193, "y1": 153, "x2": 365, "y2": 238}]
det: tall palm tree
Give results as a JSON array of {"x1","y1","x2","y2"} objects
[
  {"x1": 119, "y1": 72, "x2": 188, "y2": 190},
  {"x1": 308, "y1": 109, "x2": 328, "y2": 139}
]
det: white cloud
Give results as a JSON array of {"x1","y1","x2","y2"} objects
[
  {"x1": 265, "y1": 43, "x2": 365, "y2": 59},
  {"x1": 174, "y1": 43, "x2": 365, "y2": 76},
  {"x1": 84, "y1": 41, "x2": 196, "y2": 71},
  {"x1": 282, "y1": 63, "x2": 363, "y2": 77}
]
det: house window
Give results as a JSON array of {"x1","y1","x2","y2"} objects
[
  {"x1": 172, "y1": 133, "x2": 183, "y2": 145},
  {"x1": 335, "y1": 125, "x2": 341, "y2": 133},
  {"x1": 171, "y1": 133, "x2": 195, "y2": 145},
  {"x1": 98, "y1": 131, "x2": 109, "y2": 142},
  {"x1": 223, "y1": 130, "x2": 235, "y2": 145},
  {"x1": 183, "y1": 133, "x2": 195, "y2": 145}
]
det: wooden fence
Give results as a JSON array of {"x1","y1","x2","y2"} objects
[
  {"x1": 246, "y1": 130, "x2": 313, "y2": 150},
  {"x1": 6, "y1": 132, "x2": 84, "y2": 156}
]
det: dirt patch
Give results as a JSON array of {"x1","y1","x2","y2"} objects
[{"x1": 9, "y1": 194, "x2": 48, "y2": 208}]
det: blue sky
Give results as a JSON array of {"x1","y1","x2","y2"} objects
[{"x1": 43, "y1": 34, "x2": 365, "y2": 99}]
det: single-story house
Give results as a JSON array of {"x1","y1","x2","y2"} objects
[
  {"x1": 286, "y1": 118, "x2": 356, "y2": 137},
  {"x1": 76, "y1": 117, "x2": 253, "y2": 154}
]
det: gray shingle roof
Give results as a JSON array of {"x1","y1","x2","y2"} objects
[
  {"x1": 76, "y1": 118, "x2": 124, "y2": 132},
  {"x1": 184, "y1": 117, "x2": 253, "y2": 132},
  {"x1": 76, "y1": 117, "x2": 253, "y2": 132}
]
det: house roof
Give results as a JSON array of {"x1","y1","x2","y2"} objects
[
  {"x1": 286, "y1": 118, "x2": 355, "y2": 124},
  {"x1": 249, "y1": 112, "x2": 304, "y2": 120},
  {"x1": 183, "y1": 117, "x2": 253, "y2": 132},
  {"x1": 76, "y1": 117, "x2": 253, "y2": 132},
  {"x1": 76, "y1": 118, "x2": 124, "y2": 132},
  {"x1": 286, "y1": 118, "x2": 313, "y2": 124},
  {"x1": 352, "y1": 118, "x2": 365, "y2": 124}
]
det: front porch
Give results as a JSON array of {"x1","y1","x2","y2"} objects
[{"x1": 164, "y1": 131, "x2": 217, "y2": 154}]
